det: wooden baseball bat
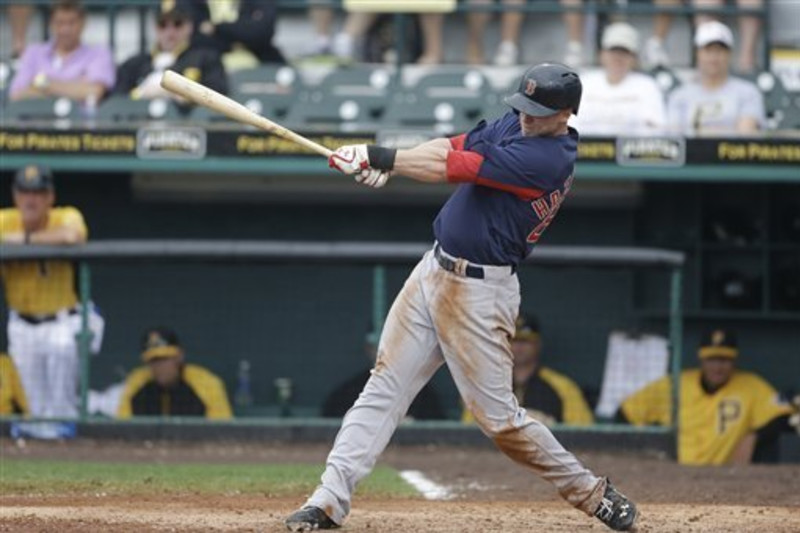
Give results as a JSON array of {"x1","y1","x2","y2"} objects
[{"x1": 160, "y1": 70, "x2": 333, "y2": 158}]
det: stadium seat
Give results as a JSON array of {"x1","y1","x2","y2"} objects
[
  {"x1": 204, "y1": 64, "x2": 299, "y2": 122},
  {"x1": 382, "y1": 69, "x2": 489, "y2": 134},
  {"x1": 95, "y1": 96, "x2": 181, "y2": 123},
  {"x1": 649, "y1": 66, "x2": 682, "y2": 96},
  {"x1": 4, "y1": 96, "x2": 82, "y2": 122},
  {"x1": 284, "y1": 66, "x2": 394, "y2": 130},
  {"x1": 743, "y1": 71, "x2": 796, "y2": 130},
  {"x1": 382, "y1": 90, "x2": 483, "y2": 134}
]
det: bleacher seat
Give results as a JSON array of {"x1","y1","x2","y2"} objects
[
  {"x1": 95, "y1": 96, "x2": 181, "y2": 123},
  {"x1": 284, "y1": 66, "x2": 394, "y2": 130},
  {"x1": 201, "y1": 64, "x2": 299, "y2": 122},
  {"x1": 383, "y1": 68, "x2": 489, "y2": 134},
  {"x1": 4, "y1": 97, "x2": 81, "y2": 122},
  {"x1": 744, "y1": 71, "x2": 796, "y2": 130},
  {"x1": 650, "y1": 66, "x2": 682, "y2": 95}
]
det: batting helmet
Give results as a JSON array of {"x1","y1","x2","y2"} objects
[{"x1": 505, "y1": 63, "x2": 582, "y2": 117}]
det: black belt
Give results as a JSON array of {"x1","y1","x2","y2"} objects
[
  {"x1": 434, "y1": 244, "x2": 485, "y2": 279},
  {"x1": 17, "y1": 308, "x2": 78, "y2": 325}
]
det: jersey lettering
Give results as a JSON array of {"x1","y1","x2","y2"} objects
[
  {"x1": 527, "y1": 174, "x2": 574, "y2": 243},
  {"x1": 717, "y1": 398, "x2": 741, "y2": 434}
]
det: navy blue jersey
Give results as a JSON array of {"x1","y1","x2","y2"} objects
[{"x1": 434, "y1": 112, "x2": 578, "y2": 266}]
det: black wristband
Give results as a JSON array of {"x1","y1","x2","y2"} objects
[{"x1": 367, "y1": 145, "x2": 397, "y2": 171}]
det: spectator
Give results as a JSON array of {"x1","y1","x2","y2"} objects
[
  {"x1": 9, "y1": 0, "x2": 114, "y2": 102},
  {"x1": 0, "y1": 352, "x2": 29, "y2": 416},
  {"x1": 0, "y1": 165, "x2": 103, "y2": 437},
  {"x1": 6, "y1": 4, "x2": 33, "y2": 60},
  {"x1": 166, "y1": 0, "x2": 285, "y2": 70},
  {"x1": 617, "y1": 328, "x2": 796, "y2": 465},
  {"x1": 113, "y1": 8, "x2": 227, "y2": 107},
  {"x1": 117, "y1": 327, "x2": 233, "y2": 419},
  {"x1": 466, "y1": 0, "x2": 583, "y2": 66},
  {"x1": 644, "y1": 0, "x2": 764, "y2": 73},
  {"x1": 322, "y1": 330, "x2": 446, "y2": 420},
  {"x1": 666, "y1": 20, "x2": 764, "y2": 135},
  {"x1": 462, "y1": 313, "x2": 594, "y2": 426},
  {"x1": 573, "y1": 22, "x2": 666, "y2": 135}
]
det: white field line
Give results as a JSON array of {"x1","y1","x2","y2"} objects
[{"x1": 399, "y1": 469, "x2": 454, "y2": 500}]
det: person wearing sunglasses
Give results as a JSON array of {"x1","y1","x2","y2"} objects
[{"x1": 113, "y1": 7, "x2": 228, "y2": 108}]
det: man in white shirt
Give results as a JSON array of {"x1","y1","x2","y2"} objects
[
  {"x1": 572, "y1": 22, "x2": 666, "y2": 136},
  {"x1": 667, "y1": 20, "x2": 764, "y2": 135}
]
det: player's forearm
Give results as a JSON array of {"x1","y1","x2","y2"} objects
[
  {"x1": 45, "y1": 80, "x2": 106, "y2": 101},
  {"x1": 29, "y1": 226, "x2": 87, "y2": 245},
  {"x1": 392, "y1": 138, "x2": 451, "y2": 183},
  {"x1": 729, "y1": 432, "x2": 757, "y2": 464}
]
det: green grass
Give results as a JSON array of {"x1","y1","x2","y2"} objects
[{"x1": 0, "y1": 459, "x2": 418, "y2": 498}]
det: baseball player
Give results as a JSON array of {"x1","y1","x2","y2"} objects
[
  {"x1": 618, "y1": 328, "x2": 797, "y2": 465},
  {"x1": 117, "y1": 327, "x2": 232, "y2": 419},
  {"x1": 285, "y1": 63, "x2": 637, "y2": 532},
  {"x1": 0, "y1": 165, "x2": 102, "y2": 436}
]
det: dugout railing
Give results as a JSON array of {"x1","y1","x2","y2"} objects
[{"x1": 0, "y1": 240, "x2": 684, "y2": 450}]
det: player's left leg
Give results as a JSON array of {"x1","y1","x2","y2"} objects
[
  {"x1": 290, "y1": 252, "x2": 445, "y2": 530},
  {"x1": 41, "y1": 315, "x2": 80, "y2": 418}
]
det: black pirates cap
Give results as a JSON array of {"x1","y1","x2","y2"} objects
[
  {"x1": 13, "y1": 165, "x2": 54, "y2": 192},
  {"x1": 141, "y1": 327, "x2": 182, "y2": 362},
  {"x1": 514, "y1": 313, "x2": 541, "y2": 342},
  {"x1": 698, "y1": 328, "x2": 738, "y2": 359}
]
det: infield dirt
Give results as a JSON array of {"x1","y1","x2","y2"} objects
[{"x1": 2, "y1": 439, "x2": 799, "y2": 532}]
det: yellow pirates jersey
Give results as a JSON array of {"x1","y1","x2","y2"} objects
[
  {"x1": 117, "y1": 363, "x2": 233, "y2": 420},
  {"x1": 463, "y1": 365, "x2": 594, "y2": 426},
  {"x1": 621, "y1": 369, "x2": 793, "y2": 465},
  {"x1": 0, "y1": 206, "x2": 87, "y2": 315},
  {"x1": 0, "y1": 353, "x2": 28, "y2": 415}
]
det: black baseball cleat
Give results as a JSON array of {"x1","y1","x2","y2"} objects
[
  {"x1": 285, "y1": 506, "x2": 339, "y2": 531},
  {"x1": 594, "y1": 479, "x2": 638, "y2": 531}
]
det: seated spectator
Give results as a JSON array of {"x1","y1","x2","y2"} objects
[
  {"x1": 167, "y1": 0, "x2": 285, "y2": 70},
  {"x1": 0, "y1": 352, "x2": 28, "y2": 416},
  {"x1": 573, "y1": 22, "x2": 666, "y2": 135},
  {"x1": 117, "y1": 327, "x2": 232, "y2": 419},
  {"x1": 9, "y1": 0, "x2": 114, "y2": 102},
  {"x1": 666, "y1": 20, "x2": 764, "y2": 135},
  {"x1": 617, "y1": 328, "x2": 797, "y2": 465},
  {"x1": 322, "y1": 329, "x2": 446, "y2": 420},
  {"x1": 645, "y1": 0, "x2": 764, "y2": 73},
  {"x1": 113, "y1": 7, "x2": 227, "y2": 108},
  {"x1": 462, "y1": 313, "x2": 594, "y2": 426}
]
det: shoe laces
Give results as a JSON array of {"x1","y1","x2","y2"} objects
[{"x1": 595, "y1": 497, "x2": 615, "y2": 522}]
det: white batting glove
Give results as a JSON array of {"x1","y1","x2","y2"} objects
[
  {"x1": 328, "y1": 144, "x2": 370, "y2": 175},
  {"x1": 355, "y1": 167, "x2": 390, "y2": 188}
]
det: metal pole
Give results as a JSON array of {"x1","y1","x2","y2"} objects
[
  {"x1": 668, "y1": 266, "x2": 683, "y2": 455},
  {"x1": 77, "y1": 261, "x2": 93, "y2": 420},
  {"x1": 372, "y1": 265, "x2": 387, "y2": 340}
]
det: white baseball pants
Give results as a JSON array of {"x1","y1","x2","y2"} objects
[
  {"x1": 8, "y1": 306, "x2": 104, "y2": 418},
  {"x1": 306, "y1": 248, "x2": 605, "y2": 525}
]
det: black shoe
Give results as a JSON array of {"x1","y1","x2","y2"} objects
[
  {"x1": 594, "y1": 479, "x2": 638, "y2": 531},
  {"x1": 285, "y1": 506, "x2": 339, "y2": 531}
]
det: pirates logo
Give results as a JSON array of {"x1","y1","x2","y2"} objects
[
  {"x1": 24, "y1": 165, "x2": 38, "y2": 182},
  {"x1": 524, "y1": 79, "x2": 537, "y2": 96},
  {"x1": 711, "y1": 329, "x2": 725, "y2": 346}
]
